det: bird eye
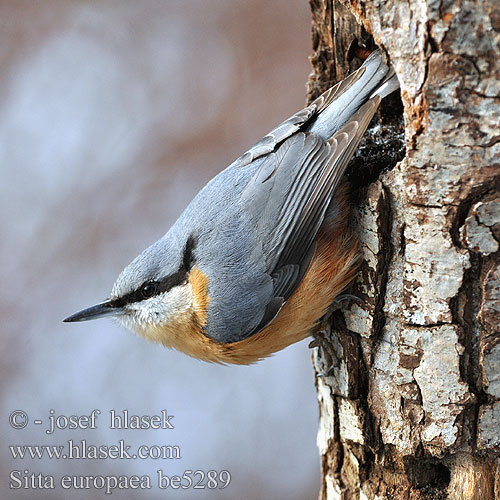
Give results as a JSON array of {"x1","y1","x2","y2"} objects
[{"x1": 140, "y1": 282, "x2": 158, "y2": 299}]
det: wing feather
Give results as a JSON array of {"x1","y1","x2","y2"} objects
[
  {"x1": 240, "y1": 97, "x2": 381, "y2": 333},
  {"x1": 228, "y1": 65, "x2": 368, "y2": 169}
]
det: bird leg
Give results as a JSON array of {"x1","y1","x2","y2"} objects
[{"x1": 309, "y1": 323, "x2": 340, "y2": 378}]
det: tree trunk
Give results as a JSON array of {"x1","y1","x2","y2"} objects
[{"x1": 308, "y1": 1, "x2": 500, "y2": 498}]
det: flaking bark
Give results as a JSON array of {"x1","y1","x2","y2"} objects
[{"x1": 308, "y1": 1, "x2": 500, "y2": 498}]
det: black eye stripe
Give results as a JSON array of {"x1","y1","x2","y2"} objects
[
  {"x1": 182, "y1": 235, "x2": 196, "y2": 271},
  {"x1": 156, "y1": 271, "x2": 187, "y2": 294},
  {"x1": 112, "y1": 272, "x2": 187, "y2": 307},
  {"x1": 112, "y1": 235, "x2": 196, "y2": 307}
]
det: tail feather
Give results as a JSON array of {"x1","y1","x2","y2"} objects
[
  {"x1": 370, "y1": 68, "x2": 400, "y2": 99},
  {"x1": 306, "y1": 50, "x2": 399, "y2": 141}
]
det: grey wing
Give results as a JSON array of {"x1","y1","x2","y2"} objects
[
  {"x1": 240, "y1": 97, "x2": 381, "y2": 335},
  {"x1": 228, "y1": 63, "x2": 368, "y2": 169}
]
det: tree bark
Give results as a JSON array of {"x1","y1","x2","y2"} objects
[{"x1": 308, "y1": 1, "x2": 500, "y2": 498}]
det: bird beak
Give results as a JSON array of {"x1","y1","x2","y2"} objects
[{"x1": 63, "y1": 300, "x2": 122, "y2": 322}]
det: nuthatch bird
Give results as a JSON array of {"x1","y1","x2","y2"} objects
[{"x1": 64, "y1": 49, "x2": 399, "y2": 364}]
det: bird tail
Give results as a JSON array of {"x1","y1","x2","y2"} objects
[{"x1": 306, "y1": 49, "x2": 399, "y2": 141}]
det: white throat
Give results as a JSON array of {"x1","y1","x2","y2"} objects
[{"x1": 115, "y1": 282, "x2": 194, "y2": 336}]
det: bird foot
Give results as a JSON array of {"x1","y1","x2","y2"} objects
[
  {"x1": 309, "y1": 329, "x2": 340, "y2": 378},
  {"x1": 317, "y1": 365, "x2": 336, "y2": 378},
  {"x1": 332, "y1": 293, "x2": 363, "y2": 308}
]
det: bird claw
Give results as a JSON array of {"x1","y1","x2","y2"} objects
[
  {"x1": 317, "y1": 365, "x2": 336, "y2": 378},
  {"x1": 309, "y1": 330, "x2": 340, "y2": 378},
  {"x1": 308, "y1": 337, "x2": 323, "y2": 349},
  {"x1": 324, "y1": 293, "x2": 364, "y2": 318},
  {"x1": 333, "y1": 293, "x2": 364, "y2": 306}
]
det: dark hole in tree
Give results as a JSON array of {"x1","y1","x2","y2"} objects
[{"x1": 404, "y1": 456, "x2": 451, "y2": 490}]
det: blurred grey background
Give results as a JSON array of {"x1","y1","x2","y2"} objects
[{"x1": 1, "y1": 1, "x2": 319, "y2": 498}]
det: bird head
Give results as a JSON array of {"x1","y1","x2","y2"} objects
[{"x1": 63, "y1": 235, "x2": 202, "y2": 343}]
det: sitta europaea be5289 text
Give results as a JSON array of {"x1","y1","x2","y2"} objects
[{"x1": 64, "y1": 49, "x2": 399, "y2": 365}]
